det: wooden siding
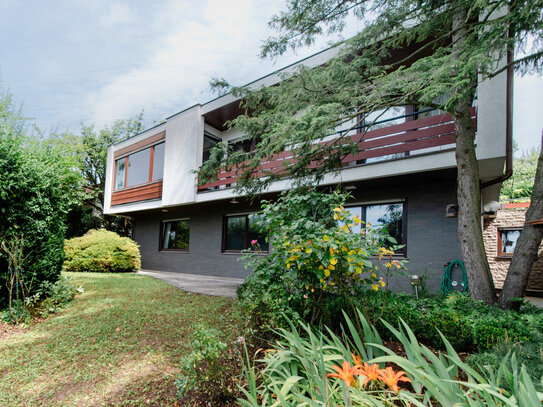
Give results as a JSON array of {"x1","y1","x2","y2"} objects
[
  {"x1": 111, "y1": 181, "x2": 163, "y2": 206},
  {"x1": 198, "y1": 108, "x2": 477, "y2": 190},
  {"x1": 114, "y1": 131, "x2": 165, "y2": 159}
]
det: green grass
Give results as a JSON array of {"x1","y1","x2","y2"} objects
[{"x1": 0, "y1": 272, "x2": 236, "y2": 406}]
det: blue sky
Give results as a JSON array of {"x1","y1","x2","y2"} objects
[{"x1": 0, "y1": 0, "x2": 541, "y2": 154}]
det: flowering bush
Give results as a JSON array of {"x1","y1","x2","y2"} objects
[{"x1": 237, "y1": 189, "x2": 406, "y2": 328}]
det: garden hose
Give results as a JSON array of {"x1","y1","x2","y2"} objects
[{"x1": 440, "y1": 260, "x2": 468, "y2": 294}]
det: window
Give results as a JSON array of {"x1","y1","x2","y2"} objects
[
  {"x1": 115, "y1": 142, "x2": 165, "y2": 190},
  {"x1": 203, "y1": 134, "x2": 220, "y2": 163},
  {"x1": 498, "y1": 228, "x2": 522, "y2": 256},
  {"x1": 160, "y1": 219, "x2": 190, "y2": 251},
  {"x1": 345, "y1": 202, "x2": 406, "y2": 255},
  {"x1": 223, "y1": 213, "x2": 269, "y2": 252}
]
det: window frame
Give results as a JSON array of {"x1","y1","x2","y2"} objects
[
  {"x1": 222, "y1": 213, "x2": 269, "y2": 253},
  {"x1": 497, "y1": 227, "x2": 522, "y2": 257},
  {"x1": 159, "y1": 218, "x2": 191, "y2": 252},
  {"x1": 114, "y1": 141, "x2": 165, "y2": 191},
  {"x1": 344, "y1": 200, "x2": 408, "y2": 257}
]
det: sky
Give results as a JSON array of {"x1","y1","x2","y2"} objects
[{"x1": 0, "y1": 0, "x2": 541, "y2": 155}]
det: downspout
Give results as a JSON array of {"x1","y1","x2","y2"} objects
[{"x1": 480, "y1": 37, "x2": 514, "y2": 190}]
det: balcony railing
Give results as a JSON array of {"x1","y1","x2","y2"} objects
[{"x1": 197, "y1": 107, "x2": 477, "y2": 191}]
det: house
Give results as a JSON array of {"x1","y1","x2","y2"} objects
[
  {"x1": 484, "y1": 202, "x2": 543, "y2": 295},
  {"x1": 103, "y1": 46, "x2": 512, "y2": 292}
]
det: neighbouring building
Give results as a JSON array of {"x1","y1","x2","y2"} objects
[
  {"x1": 484, "y1": 202, "x2": 543, "y2": 295},
  {"x1": 103, "y1": 45, "x2": 512, "y2": 293}
]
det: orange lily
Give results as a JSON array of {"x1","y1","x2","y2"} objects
[
  {"x1": 378, "y1": 366, "x2": 411, "y2": 393},
  {"x1": 351, "y1": 353, "x2": 362, "y2": 366},
  {"x1": 358, "y1": 362, "x2": 381, "y2": 386},
  {"x1": 327, "y1": 361, "x2": 360, "y2": 388}
]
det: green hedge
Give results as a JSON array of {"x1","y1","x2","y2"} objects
[{"x1": 63, "y1": 229, "x2": 140, "y2": 273}]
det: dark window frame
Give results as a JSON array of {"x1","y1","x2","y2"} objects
[
  {"x1": 203, "y1": 133, "x2": 221, "y2": 163},
  {"x1": 159, "y1": 218, "x2": 191, "y2": 252},
  {"x1": 114, "y1": 141, "x2": 165, "y2": 191},
  {"x1": 344, "y1": 200, "x2": 408, "y2": 257},
  {"x1": 497, "y1": 227, "x2": 522, "y2": 257},
  {"x1": 222, "y1": 213, "x2": 269, "y2": 253}
]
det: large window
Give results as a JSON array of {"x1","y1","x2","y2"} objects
[
  {"x1": 345, "y1": 202, "x2": 406, "y2": 255},
  {"x1": 115, "y1": 142, "x2": 165, "y2": 190},
  {"x1": 498, "y1": 228, "x2": 522, "y2": 256},
  {"x1": 160, "y1": 219, "x2": 190, "y2": 251},
  {"x1": 223, "y1": 213, "x2": 268, "y2": 252}
]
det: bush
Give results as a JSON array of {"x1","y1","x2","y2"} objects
[
  {"x1": 176, "y1": 324, "x2": 240, "y2": 404},
  {"x1": 354, "y1": 291, "x2": 543, "y2": 352},
  {"x1": 0, "y1": 92, "x2": 83, "y2": 317},
  {"x1": 238, "y1": 189, "x2": 406, "y2": 329},
  {"x1": 63, "y1": 229, "x2": 140, "y2": 273}
]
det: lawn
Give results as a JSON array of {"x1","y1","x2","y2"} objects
[{"x1": 0, "y1": 272, "x2": 236, "y2": 406}]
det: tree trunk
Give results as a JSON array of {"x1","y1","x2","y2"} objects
[
  {"x1": 452, "y1": 8, "x2": 496, "y2": 303},
  {"x1": 498, "y1": 135, "x2": 543, "y2": 310}
]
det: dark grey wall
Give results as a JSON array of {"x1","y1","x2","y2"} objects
[{"x1": 132, "y1": 169, "x2": 461, "y2": 292}]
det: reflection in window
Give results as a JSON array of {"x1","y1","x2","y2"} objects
[
  {"x1": 224, "y1": 213, "x2": 268, "y2": 252},
  {"x1": 203, "y1": 134, "x2": 220, "y2": 163},
  {"x1": 161, "y1": 219, "x2": 190, "y2": 250},
  {"x1": 345, "y1": 202, "x2": 405, "y2": 254},
  {"x1": 126, "y1": 148, "x2": 151, "y2": 187},
  {"x1": 499, "y1": 228, "x2": 522, "y2": 255},
  {"x1": 115, "y1": 159, "x2": 126, "y2": 190},
  {"x1": 152, "y1": 142, "x2": 165, "y2": 181}
]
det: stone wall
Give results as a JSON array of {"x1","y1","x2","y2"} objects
[{"x1": 483, "y1": 206, "x2": 543, "y2": 292}]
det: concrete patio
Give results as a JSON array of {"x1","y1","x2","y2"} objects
[{"x1": 137, "y1": 269, "x2": 244, "y2": 298}]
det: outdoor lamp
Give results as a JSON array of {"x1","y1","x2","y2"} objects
[{"x1": 410, "y1": 274, "x2": 422, "y2": 299}]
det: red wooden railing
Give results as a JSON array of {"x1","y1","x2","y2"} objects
[{"x1": 197, "y1": 107, "x2": 476, "y2": 191}]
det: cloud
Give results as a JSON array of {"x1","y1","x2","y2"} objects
[
  {"x1": 99, "y1": 3, "x2": 137, "y2": 27},
  {"x1": 80, "y1": 0, "x2": 307, "y2": 127}
]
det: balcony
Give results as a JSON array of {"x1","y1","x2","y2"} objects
[{"x1": 197, "y1": 107, "x2": 476, "y2": 191}]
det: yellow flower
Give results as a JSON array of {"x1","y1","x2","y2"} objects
[
  {"x1": 330, "y1": 257, "x2": 338, "y2": 265},
  {"x1": 329, "y1": 265, "x2": 335, "y2": 271},
  {"x1": 355, "y1": 267, "x2": 362, "y2": 273},
  {"x1": 333, "y1": 207, "x2": 342, "y2": 212},
  {"x1": 324, "y1": 269, "x2": 330, "y2": 278},
  {"x1": 371, "y1": 284, "x2": 379, "y2": 291},
  {"x1": 323, "y1": 235, "x2": 330, "y2": 241},
  {"x1": 305, "y1": 248, "x2": 312, "y2": 254}
]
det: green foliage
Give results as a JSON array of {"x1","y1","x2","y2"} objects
[
  {"x1": 199, "y1": 0, "x2": 543, "y2": 195},
  {"x1": 501, "y1": 148, "x2": 540, "y2": 200},
  {"x1": 469, "y1": 339, "x2": 543, "y2": 392},
  {"x1": 37, "y1": 275, "x2": 82, "y2": 317},
  {"x1": 239, "y1": 311, "x2": 543, "y2": 406},
  {"x1": 238, "y1": 189, "x2": 405, "y2": 329},
  {"x1": 176, "y1": 324, "x2": 237, "y2": 403},
  {"x1": 63, "y1": 229, "x2": 141, "y2": 273},
  {"x1": 358, "y1": 291, "x2": 543, "y2": 351},
  {"x1": 0, "y1": 89, "x2": 83, "y2": 310}
]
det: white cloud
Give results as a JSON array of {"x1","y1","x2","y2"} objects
[
  {"x1": 100, "y1": 3, "x2": 137, "y2": 27},
  {"x1": 81, "y1": 0, "x2": 292, "y2": 127}
]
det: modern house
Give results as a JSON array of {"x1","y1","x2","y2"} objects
[{"x1": 103, "y1": 46, "x2": 512, "y2": 292}]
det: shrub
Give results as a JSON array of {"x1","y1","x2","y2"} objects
[
  {"x1": 0, "y1": 93, "x2": 83, "y2": 316},
  {"x1": 238, "y1": 189, "x2": 406, "y2": 329},
  {"x1": 63, "y1": 229, "x2": 140, "y2": 273},
  {"x1": 176, "y1": 324, "x2": 240, "y2": 404}
]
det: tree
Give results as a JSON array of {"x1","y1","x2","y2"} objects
[
  {"x1": 62, "y1": 113, "x2": 144, "y2": 237},
  {"x1": 498, "y1": 137, "x2": 543, "y2": 309},
  {"x1": 199, "y1": 0, "x2": 543, "y2": 304},
  {"x1": 501, "y1": 148, "x2": 539, "y2": 200}
]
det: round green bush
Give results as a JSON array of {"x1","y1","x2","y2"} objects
[{"x1": 63, "y1": 229, "x2": 141, "y2": 273}]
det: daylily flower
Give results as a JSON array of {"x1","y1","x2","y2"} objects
[
  {"x1": 326, "y1": 361, "x2": 360, "y2": 388},
  {"x1": 357, "y1": 362, "x2": 381, "y2": 386},
  {"x1": 378, "y1": 366, "x2": 411, "y2": 393}
]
